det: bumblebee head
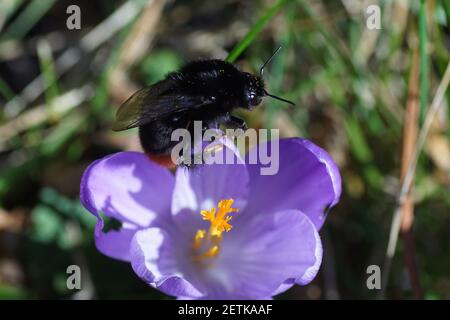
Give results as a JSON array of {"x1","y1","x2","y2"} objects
[
  {"x1": 243, "y1": 73, "x2": 265, "y2": 109},
  {"x1": 241, "y1": 46, "x2": 295, "y2": 110}
]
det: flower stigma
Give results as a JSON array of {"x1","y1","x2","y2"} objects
[{"x1": 191, "y1": 199, "x2": 238, "y2": 264}]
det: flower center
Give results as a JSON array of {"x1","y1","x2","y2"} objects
[{"x1": 191, "y1": 199, "x2": 238, "y2": 264}]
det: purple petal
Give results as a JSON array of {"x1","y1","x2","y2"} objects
[
  {"x1": 206, "y1": 210, "x2": 322, "y2": 299},
  {"x1": 272, "y1": 278, "x2": 296, "y2": 296},
  {"x1": 296, "y1": 222, "x2": 323, "y2": 285},
  {"x1": 171, "y1": 144, "x2": 249, "y2": 233},
  {"x1": 93, "y1": 224, "x2": 137, "y2": 261},
  {"x1": 130, "y1": 228, "x2": 204, "y2": 298},
  {"x1": 80, "y1": 152, "x2": 174, "y2": 260},
  {"x1": 245, "y1": 138, "x2": 341, "y2": 230}
]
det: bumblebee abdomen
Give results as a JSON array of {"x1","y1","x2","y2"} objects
[{"x1": 139, "y1": 120, "x2": 177, "y2": 155}]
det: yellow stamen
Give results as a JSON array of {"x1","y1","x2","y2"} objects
[
  {"x1": 193, "y1": 229, "x2": 206, "y2": 250},
  {"x1": 192, "y1": 199, "x2": 238, "y2": 264},
  {"x1": 192, "y1": 245, "x2": 220, "y2": 262},
  {"x1": 201, "y1": 199, "x2": 237, "y2": 237}
]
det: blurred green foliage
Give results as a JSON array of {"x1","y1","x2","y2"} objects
[{"x1": 0, "y1": 0, "x2": 449, "y2": 299}]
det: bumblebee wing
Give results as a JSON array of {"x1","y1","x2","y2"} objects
[
  {"x1": 112, "y1": 79, "x2": 172, "y2": 131},
  {"x1": 112, "y1": 79, "x2": 213, "y2": 131}
]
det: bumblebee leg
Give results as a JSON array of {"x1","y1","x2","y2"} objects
[
  {"x1": 204, "y1": 121, "x2": 220, "y2": 130},
  {"x1": 227, "y1": 115, "x2": 247, "y2": 130}
]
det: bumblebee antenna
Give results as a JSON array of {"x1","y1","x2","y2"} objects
[
  {"x1": 260, "y1": 45, "x2": 282, "y2": 78},
  {"x1": 259, "y1": 46, "x2": 295, "y2": 107},
  {"x1": 263, "y1": 89, "x2": 295, "y2": 106}
]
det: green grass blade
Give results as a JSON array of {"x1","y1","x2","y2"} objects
[
  {"x1": 0, "y1": 76, "x2": 15, "y2": 101},
  {"x1": 419, "y1": 0, "x2": 429, "y2": 124},
  {"x1": 226, "y1": 0, "x2": 286, "y2": 63},
  {"x1": 0, "y1": 0, "x2": 24, "y2": 30},
  {"x1": 37, "y1": 40, "x2": 59, "y2": 121},
  {"x1": 1, "y1": 0, "x2": 56, "y2": 41},
  {"x1": 441, "y1": 0, "x2": 450, "y2": 28}
]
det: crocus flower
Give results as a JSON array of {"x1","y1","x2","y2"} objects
[{"x1": 80, "y1": 138, "x2": 341, "y2": 299}]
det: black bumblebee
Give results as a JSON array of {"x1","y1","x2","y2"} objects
[{"x1": 112, "y1": 47, "x2": 294, "y2": 167}]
